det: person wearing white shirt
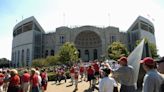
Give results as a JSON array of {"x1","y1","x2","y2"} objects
[
  {"x1": 99, "y1": 68, "x2": 117, "y2": 92},
  {"x1": 35, "y1": 71, "x2": 42, "y2": 87}
]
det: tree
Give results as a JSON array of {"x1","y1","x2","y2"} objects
[
  {"x1": 32, "y1": 58, "x2": 47, "y2": 67},
  {"x1": 58, "y1": 42, "x2": 79, "y2": 65},
  {"x1": 136, "y1": 38, "x2": 159, "y2": 58},
  {"x1": 107, "y1": 41, "x2": 129, "y2": 60},
  {"x1": 149, "y1": 43, "x2": 159, "y2": 58},
  {"x1": 46, "y1": 55, "x2": 60, "y2": 66},
  {"x1": 0, "y1": 58, "x2": 10, "y2": 68}
]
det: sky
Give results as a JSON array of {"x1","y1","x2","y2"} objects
[{"x1": 0, "y1": 0, "x2": 164, "y2": 60}]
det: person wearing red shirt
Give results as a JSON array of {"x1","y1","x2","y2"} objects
[
  {"x1": 21, "y1": 70, "x2": 30, "y2": 92},
  {"x1": 57, "y1": 68, "x2": 66, "y2": 84},
  {"x1": 80, "y1": 65, "x2": 84, "y2": 82},
  {"x1": 7, "y1": 69, "x2": 20, "y2": 92},
  {"x1": 87, "y1": 65, "x2": 95, "y2": 88},
  {"x1": 40, "y1": 69, "x2": 48, "y2": 92},
  {"x1": 74, "y1": 70, "x2": 79, "y2": 91},
  {"x1": 93, "y1": 61, "x2": 100, "y2": 85},
  {"x1": 70, "y1": 66, "x2": 75, "y2": 85},
  {"x1": 0, "y1": 70, "x2": 4, "y2": 92},
  {"x1": 30, "y1": 68, "x2": 39, "y2": 92},
  {"x1": 93, "y1": 62, "x2": 100, "y2": 75}
]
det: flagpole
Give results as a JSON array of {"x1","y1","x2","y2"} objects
[{"x1": 108, "y1": 13, "x2": 110, "y2": 26}]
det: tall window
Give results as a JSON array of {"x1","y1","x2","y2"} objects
[
  {"x1": 45, "y1": 50, "x2": 48, "y2": 57},
  {"x1": 15, "y1": 52, "x2": 18, "y2": 67},
  {"x1": 93, "y1": 49, "x2": 98, "y2": 60},
  {"x1": 111, "y1": 35, "x2": 116, "y2": 43},
  {"x1": 21, "y1": 50, "x2": 24, "y2": 66},
  {"x1": 50, "y1": 50, "x2": 54, "y2": 56},
  {"x1": 14, "y1": 52, "x2": 16, "y2": 67},
  {"x1": 85, "y1": 50, "x2": 89, "y2": 61},
  {"x1": 26, "y1": 49, "x2": 30, "y2": 66},
  {"x1": 18, "y1": 51, "x2": 20, "y2": 67},
  {"x1": 59, "y1": 35, "x2": 65, "y2": 44}
]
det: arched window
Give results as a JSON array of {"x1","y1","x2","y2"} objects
[{"x1": 51, "y1": 50, "x2": 54, "y2": 56}]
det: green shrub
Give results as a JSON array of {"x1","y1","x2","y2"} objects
[
  {"x1": 47, "y1": 71, "x2": 71, "y2": 81},
  {"x1": 47, "y1": 72, "x2": 56, "y2": 81},
  {"x1": 48, "y1": 74, "x2": 56, "y2": 81},
  {"x1": 65, "y1": 70, "x2": 71, "y2": 79}
]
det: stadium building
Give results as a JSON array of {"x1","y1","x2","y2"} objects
[{"x1": 11, "y1": 16, "x2": 156, "y2": 67}]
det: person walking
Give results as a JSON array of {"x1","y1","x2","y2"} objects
[
  {"x1": 141, "y1": 57, "x2": 163, "y2": 92},
  {"x1": 79, "y1": 65, "x2": 84, "y2": 82},
  {"x1": 92, "y1": 60, "x2": 100, "y2": 84},
  {"x1": 7, "y1": 69, "x2": 20, "y2": 92},
  {"x1": 35, "y1": 70, "x2": 42, "y2": 91},
  {"x1": 30, "y1": 68, "x2": 40, "y2": 92},
  {"x1": 21, "y1": 69, "x2": 30, "y2": 92},
  {"x1": 74, "y1": 70, "x2": 79, "y2": 91},
  {"x1": 113, "y1": 57, "x2": 135, "y2": 92},
  {"x1": 40, "y1": 69, "x2": 48, "y2": 92},
  {"x1": 70, "y1": 66, "x2": 75, "y2": 85},
  {"x1": 87, "y1": 65, "x2": 95, "y2": 88}
]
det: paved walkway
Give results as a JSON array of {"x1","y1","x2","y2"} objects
[
  {"x1": 45, "y1": 80, "x2": 141, "y2": 92},
  {"x1": 45, "y1": 80, "x2": 98, "y2": 92}
]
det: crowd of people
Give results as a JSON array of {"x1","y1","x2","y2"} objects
[
  {"x1": 0, "y1": 68, "x2": 48, "y2": 92},
  {"x1": 0, "y1": 56, "x2": 164, "y2": 92},
  {"x1": 64, "y1": 57, "x2": 136, "y2": 92},
  {"x1": 53, "y1": 56, "x2": 164, "y2": 92}
]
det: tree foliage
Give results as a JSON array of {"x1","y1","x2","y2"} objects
[
  {"x1": 0, "y1": 58, "x2": 10, "y2": 68},
  {"x1": 31, "y1": 42, "x2": 79, "y2": 67},
  {"x1": 149, "y1": 43, "x2": 159, "y2": 58},
  {"x1": 32, "y1": 58, "x2": 47, "y2": 67},
  {"x1": 136, "y1": 38, "x2": 159, "y2": 58},
  {"x1": 46, "y1": 55, "x2": 60, "y2": 66},
  {"x1": 58, "y1": 42, "x2": 79, "y2": 65},
  {"x1": 107, "y1": 41, "x2": 129, "y2": 60}
]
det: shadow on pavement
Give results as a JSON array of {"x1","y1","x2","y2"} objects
[
  {"x1": 83, "y1": 88, "x2": 92, "y2": 92},
  {"x1": 66, "y1": 84, "x2": 73, "y2": 87}
]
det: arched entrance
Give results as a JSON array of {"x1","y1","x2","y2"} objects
[{"x1": 75, "y1": 30, "x2": 102, "y2": 61}]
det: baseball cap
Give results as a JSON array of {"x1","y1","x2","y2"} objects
[
  {"x1": 118, "y1": 57, "x2": 127, "y2": 63},
  {"x1": 155, "y1": 57, "x2": 164, "y2": 63},
  {"x1": 140, "y1": 57, "x2": 155, "y2": 65}
]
